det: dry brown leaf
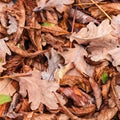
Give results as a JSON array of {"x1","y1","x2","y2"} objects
[
  {"x1": 0, "y1": 37, "x2": 11, "y2": 73},
  {"x1": 89, "y1": 77, "x2": 102, "y2": 110},
  {"x1": 34, "y1": 0, "x2": 74, "y2": 13},
  {"x1": 7, "y1": 42, "x2": 47, "y2": 58},
  {"x1": 0, "y1": 78, "x2": 16, "y2": 96},
  {"x1": 70, "y1": 15, "x2": 120, "y2": 45},
  {"x1": 46, "y1": 10, "x2": 58, "y2": 24},
  {"x1": 70, "y1": 19, "x2": 115, "y2": 44},
  {"x1": 17, "y1": 70, "x2": 65, "y2": 110},
  {"x1": 60, "y1": 44, "x2": 94, "y2": 76},
  {"x1": 71, "y1": 15, "x2": 120, "y2": 72},
  {"x1": 32, "y1": 113, "x2": 56, "y2": 120},
  {"x1": 101, "y1": 80, "x2": 110, "y2": 99},
  {"x1": 69, "y1": 104, "x2": 96, "y2": 116},
  {"x1": 1, "y1": 0, "x2": 12, "y2": 3},
  {"x1": 41, "y1": 24, "x2": 69, "y2": 36},
  {"x1": 7, "y1": 0, "x2": 25, "y2": 43},
  {"x1": 54, "y1": 62, "x2": 74, "y2": 82},
  {"x1": 41, "y1": 33, "x2": 64, "y2": 50},
  {"x1": 42, "y1": 48, "x2": 63, "y2": 81},
  {"x1": 60, "y1": 86, "x2": 93, "y2": 107},
  {"x1": 7, "y1": 15, "x2": 18, "y2": 35},
  {"x1": 89, "y1": 3, "x2": 120, "y2": 19},
  {"x1": 97, "y1": 106, "x2": 118, "y2": 120},
  {"x1": 111, "y1": 74, "x2": 120, "y2": 110},
  {"x1": 70, "y1": 8, "x2": 99, "y2": 24},
  {"x1": 26, "y1": 13, "x2": 42, "y2": 50},
  {"x1": 60, "y1": 75, "x2": 91, "y2": 93}
]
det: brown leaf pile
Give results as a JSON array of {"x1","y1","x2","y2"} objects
[{"x1": 0, "y1": 0, "x2": 120, "y2": 120}]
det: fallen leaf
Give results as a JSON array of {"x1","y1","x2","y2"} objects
[
  {"x1": 60, "y1": 86, "x2": 93, "y2": 107},
  {"x1": 111, "y1": 74, "x2": 120, "y2": 110},
  {"x1": 70, "y1": 8, "x2": 99, "y2": 24},
  {"x1": 7, "y1": 0, "x2": 25, "y2": 43},
  {"x1": 42, "y1": 48, "x2": 63, "y2": 80},
  {"x1": 41, "y1": 33, "x2": 64, "y2": 50},
  {"x1": 34, "y1": 0, "x2": 74, "y2": 13},
  {"x1": 60, "y1": 44, "x2": 94, "y2": 76},
  {"x1": 89, "y1": 77, "x2": 102, "y2": 110},
  {"x1": 41, "y1": 23, "x2": 69, "y2": 36},
  {"x1": 89, "y1": 3, "x2": 120, "y2": 19},
  {"x1": 60, "y1": 75, "x2": 91, "y2": 93},
  {"x1": 97, "y1": 106, "x2": 118, "y2": 120},
  {"x1": 17, "y1": 70, "x2": 65, "y2": 110},
  {"x1": 54, "y1": 62, "x2": 74, "y2": 82},
  {"x1": 0, "y1": 79, "x2": 16, "y2": 96},
  {"x1": 69, "y1": 104, "x2": 96, "y2": 116},
  {"x1": 32, "y1": 113, "x2": 56, "y2": 120},
  {"x1": 7, "y1": 15, "x2": 17, "y2": 35},
  {"x1": 7, "y1": 41, "x2": 47, "y2": 58},
  {"x1": 101, "y1": 80, "x2": 110, "y2": 99}
]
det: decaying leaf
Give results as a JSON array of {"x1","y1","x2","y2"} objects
[
  {"x1": 60, "y1": 44, "x2": 94, "y2": 76},
  {"x1": 60, "y1": 75, "x2": 91, "y2": 93},
  {"x1": 34, "y1": 0, "x2": 74, "y2": 13},
  {"x1": 69, "y1": 104, "x2": 96, "y2": 116},
  {"x1": 0, "y1": 37, "x2": 11, "y2": 73},
  {"x1": 7, "y1": 41, "x2": 47, "y2": 58},
  {"x1": 71, "y1": 14, "x2": 120, "y2": 72},
  {"x1": 89, "y1": 77, "x2": 102, "y2": 110},
  {"x1": 41, "y1": 23, "x2": 69, "y2": 36},
  {"x1": 60, "y1": 86, "x2": 93, "y2": 107},
  {"x1": 111, "y1": 74, "x2": 120, "y2": 110},
  {"x1": 6, "y1": 0, "x2": 25, "y2": 43},
  {"x1": 7, "y1": 15, "x2": 18, "y2": 35},
  {"x1": 42, "y1": 48, "x2": 63, "y2": 80},
  {"x1": 97, "y1": 106, "x2": 118, "y2": 120},
  {"x1": 0, "y1": 79, "x2": 16, "y2": 96},
  {"x1": 89, "y1": 3, "x2": 120, "y2": 19},
  {"x1": 70, "y1": 8, "x2": 99, "y2": 24},
  {"x1": 17, "y1": 70, "x2": 65, "y2": 110}
]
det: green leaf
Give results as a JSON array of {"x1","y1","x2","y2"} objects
[
  {"x1": 0, "y1": 95, "x2": 11, "y2": 105},
  {"x1": 101, "y1": 72, "x2": 109, "y2": 84},
  {"x1": 41, "y1": 22, "x2": 55, "y2": 27}
]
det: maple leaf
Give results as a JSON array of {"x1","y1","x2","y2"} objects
[
  {"x1": 17, "y1": 70, "x2": 65, "y2": 110},
  {"x1": 34, "y1": 0, "x2": 74, "y2": 13},
  {"x1": 60, "y1": 44, "x2": 94, "y2": 76}
]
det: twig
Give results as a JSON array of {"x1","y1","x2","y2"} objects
[
  {"x1": 53, "y1": 92, "x2": 78, "y2": 120},
  {"x1": 74, "y1": 2, "x2": 106, "y2": 6},
  {"x1": 90, "y1": 0, "x2": 112, "y2": 21}
]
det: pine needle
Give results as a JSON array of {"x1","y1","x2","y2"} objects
[{"x1": 90, "y1": 0, "x2": 112, "y2": 21}]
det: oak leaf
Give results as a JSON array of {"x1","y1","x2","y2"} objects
[
  {"x1": 60, "y1": 44, "x2": 94, "y2": 76},
  {"x1": 34, "y1": 0, "x2": 74, "y2": 13},
  {"x1": 17, "y1": 70, "x2": 65, "y2": 110}
]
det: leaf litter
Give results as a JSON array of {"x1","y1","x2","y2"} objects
[{"x1": 0, "y1": 0, "x2": 120, "y2": 120}]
